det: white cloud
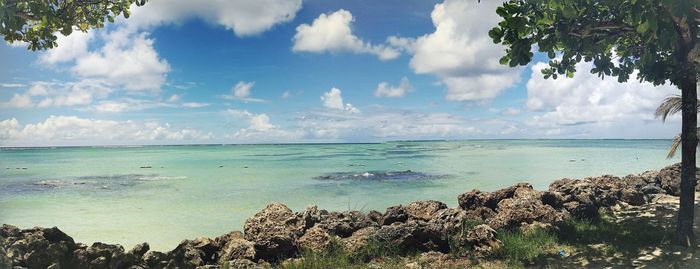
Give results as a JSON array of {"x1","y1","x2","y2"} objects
[
  {"x1": 292, "y1": 10, "x2": 400, "y2": 61},
  {"x1": 182, "y1": 102, "x2": 209, "y2": 108},
  {"x1": 39, "y1": 31, "x2": 94, "y2": 64},
  {"x1": 226, "y1": 109, "x2": 301, "y2": 142},
  {"x1": 524, "y1": 61, "x2": 679, "y2": 137},
  {"x1": 501, "y1": 107, "x2": 521, "y2": 116},
  {"x1": 222, "y1": 81, "x2": 267, "y2": 103},
  {"x1": 233, "y1": 81, "x2": 254, "y2": 98},
  {"x1": 1, "y1": 80, "x2": 111, "y2": 109},
  {"x1": 126, "y1": 0, "x2": 302, "y2": 37},
  {"x1": 281, "y1": 90, "x2": 292, "y2": 99},
  {"x1": 167, "y1": 94, "x2": 181, "y2": 103},
  {"x1": 0, "y1": 83, "x2": 26, "y2": 88},
  {"x1": 374, "y1": 77, "x2": 414, "y2": 98},
  {"x1": 71, "y1": 30, "x2": 170, "y2": 91},
  {"x1": 405, "y1": 0, "x2": 520, "y2": 101},
  {"x1": 4, "y1": 94, "x2": 32, "y2": 108},
  {"x1": 0, "y1": 116, "x2": 210, "y2": 146},
  {"x1": 321, "y1": 88, "x2": 360, "y2": 113}
]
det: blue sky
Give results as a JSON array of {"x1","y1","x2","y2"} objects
[{"x1": 0, "y1": 0, "x2": 683, "y2": 146}]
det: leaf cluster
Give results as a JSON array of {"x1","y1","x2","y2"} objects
[{"x1": 0, "y1": 0, "x2": 147, "y2": 50}]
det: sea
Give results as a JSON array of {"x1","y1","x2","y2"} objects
[{"x1": 0, "y1": 140, "x2": 679, "y2": 250}]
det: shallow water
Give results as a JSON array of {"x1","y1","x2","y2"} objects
[{"x1": 0, "y1": 140, "x2": 678, "y2": 250}]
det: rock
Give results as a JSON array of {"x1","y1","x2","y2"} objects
[
  {"x1": 541, "y1": 191, "x2": 564, "y2": 209},
  {"x1": 642, "y1": 184, "x2": 664, "y2": 195},
  {"x1": 298, "y1": 206, "x2": 328, "y2": 230},
  {"x1": 143, "y1": 251, "x2": 169, "y2": 268},
  {"x1": 457, "y1": 190, "x2": 489, "y2": 210},
  {"x1": 217, "y1": 232, "x2": 255, "y2": 262},
  {"x1": 458, "y1": 183, "x2": 533, "y2": 211},
  {"x1": 129, "y1": 242, "x2": 150, "y2": 258},
  {"x1": 316, "y1": 211, "x2": 374, "y2": 237},
  {"x1": 372, "y1": 221, "x2": 448, "y2": 254},
  {"x1": 225, "y1": 258, "x2": 259, "y2": 269},
  {"x1": 243, "y1": 203, "x2": 302, "y2": 261},
  {"x1": 340, "y1": 227, "x2": 378, "y2": 253},
  {"x1": 466, "y1": 224, "x2": 501, "y2": 255},
  {"x1": 657, "y1": 163, "x2": 684, "y2": 195},
  {"x1": 367, "y1": 210, "x2": 383, "y2": 224},
  {"x1": 564, "y1": 201, "x2": 599, "y2": 221},
  {"x1": 381, "y1": 205, "x2": 408, "y2": 225},
  {"x1": 167, "y1": 237, "x2": 220, "y2": 268},
  {"x1": 3, "y1": 226, "x2": 78, "y2": 269},
  {"x1": 406, "y1": 200, "x2": 447, "y2": 221},
  {"x1": 297, "y1": 225, "x2": 333, "y2": 252},
  {"x1": 619, "y1": 188, "x2": 645, "y2": 206},
  {"x1": 464, "y1": 207, "x2": 495, "y2": 221},
  {"x1": 429, "y1": 208, "x2": 468, "y2": 233},
  {"x1": 488, "y1": 190, "x2": 568, "y2": 230}
]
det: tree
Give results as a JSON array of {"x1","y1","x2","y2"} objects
[
  {"x1": 0, "y1": 0, "x2": 147, "y2": 50},
  {"x1": 489, "y1": 0, "x2": 699, "y2": 246},
  {"x1": 655, "y1": 95, "x2": 700, "y2": 158}
]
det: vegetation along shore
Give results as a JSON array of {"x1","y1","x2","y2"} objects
[{"x1": 2, "y1": 163, "x2": 699, "y2": 269}]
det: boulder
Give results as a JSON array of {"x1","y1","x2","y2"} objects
[
  {"x1": 143, "y1": 251, "x2": 169, "y2": 268},
  {"x1": 657, "y1": 163, "x2": 681, "y2": 195},
  {"x1": 297, "y1": 225, "x2": 333, "y2": 252},
  {"x1": 225, "y1": 258, "x2": 260, "y2": 269},
  {"x1": 381, "y1": 205, "x2": 408, "y2": 226},
  {"x1": 406, "y1": 200, "x2": 447, "y2": 221},
  {"x1": 216, "y1": 232, "x2": 255, "y2": 262},
  {"x1": 315, "y1": 211, "x2": 374, "y2": 237},
  {"x1": 488, "y1": 189, "x2": 568, "y2": 230},
  {"x1": 457, "y1": 190, "x2": 489, "y2": 210},
  {"x1": 167, "y1": 239, "x2": 210, "y2": 268},
  {"x1": 243, "y1": 203, "x2": 303, "y2": 261},
  {"x1": 372, "y1": 221, "x2": 448, "y2": 254},
  {"x1": 429, "y1": 208, "x2": 469, "y2": 233},
  {"x1": 2, "y1": 226, "x2": 77, "y2": 269},
  {"x1": 298, "y1": 206, "x2": 328, "y2": 230},
  {"x1": 340, "y1": 227, "x2": 378, "y2": 253},
  {"x1": 541, "y1": 191, "x2": 564, "y2": 209},
  {"x1": 564, "y1": 201, "x2": 599, "y2": 221},
  {"x1": 465, "y1": 224, "x2": 501, "y2": 255},
  {"x1": 619, "y1": 188, "x2": 645, "y2": 206},
  {"x1": 367, "y1": 210, "x2": 383, "y2": 224}
]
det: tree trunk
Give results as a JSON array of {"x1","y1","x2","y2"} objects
[{"x1": 674, "y1": 75, "x2": 698, "y2": 247}]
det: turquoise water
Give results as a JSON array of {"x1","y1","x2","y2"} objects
[{"x1": 0, "y1": 140, "x2": 678, "y2": 250}]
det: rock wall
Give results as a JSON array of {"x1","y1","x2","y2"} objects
[{"x1": 1, "y1": 163, "x2": 692, "y2": 269}]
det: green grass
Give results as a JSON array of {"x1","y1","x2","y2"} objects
[
  {"x1": 275, "y1": 239, "x2": 404, "y2": 269},
  {"x1": 491, "y1": 228, "x2": 559, "y2": 267},
  {"x1": 557, "y1": 213, "x2": 671, "y2": 255}
]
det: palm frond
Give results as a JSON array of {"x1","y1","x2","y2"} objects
[
  {"x1": 655, "y1": 95, "x2": 682, "y2": 122},
  {"x1": 666, "y1": 127, "x2": 700, "y2": 159}
]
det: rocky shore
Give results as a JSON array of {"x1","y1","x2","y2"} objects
[{"x1": 1, "y1": 163, "x2": 694, "y2": 269}]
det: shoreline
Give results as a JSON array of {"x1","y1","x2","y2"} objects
[{"x1": 2, "y1": 163, "x2": 698, "y2": 269}]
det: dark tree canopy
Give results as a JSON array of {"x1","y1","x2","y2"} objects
[
  {"x1": 490, "y1": 0, "x2": 700, "y2": 246},
  {"x1": 0, "y1": 0, "x2": 147, "y2": 50},
  {"x1": 489, "y1": 0, "x2": 699, "y2": 87}
]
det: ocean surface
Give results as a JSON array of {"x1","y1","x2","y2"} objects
[{"x1": 0, "y1": 140, "x2": 679, "y2": 250}]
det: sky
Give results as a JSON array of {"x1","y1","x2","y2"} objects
[{"x1": 0, "y1": 0, "x2": 684, "y2": 146}]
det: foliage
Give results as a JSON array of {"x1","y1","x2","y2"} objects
[
  {"x1": 491, "y1": 228, "x2": 558, "y2": 266},
  {"x1": 655, "y1": 96, "x2": 700, "y2": 158},
  {"x1": 0, "y1": 0, "x2": 147, "y2": 50},
  {"x1": 276, "y1": 239, "x2": 402, "y2": 269},
  {"x1": 489, "y1": 0, "x2": 699, "y2": 87}
]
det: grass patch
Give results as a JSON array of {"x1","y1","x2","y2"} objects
[
  {"x1": 448, "y1": 218, "x2": 488, "y2": 257},
  {"x1": 557, "y1": 214, "x2": 670, "y2": 255},
  {"x1": 275, "y1": 239, "x2": 404, "y2": 269},
  {"x1": 491, "y1": 228, "x2": 559, "y2": 267}
]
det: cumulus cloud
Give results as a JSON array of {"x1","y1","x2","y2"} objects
[
  {"x1": 292, "y1": 10, "x2": 400, "y2": 61},
  {"x1": 0, "y1": 116, "x2": 211, "y2": 146},
  {"x1": 524, "y1": 61, "x2": 679, "y2": 137},
  {"x1": 321, "y1": 88, "x2": 360, "y2": 113},
  {"x1": 403, "y1": 0, "x2": 520, "y2": 101},
  {"x1": 1, "y1": 80, "x2": 111, "y2": 109},
  {"x1": 374, "y1": 77, "x2": 414, "y2": 98},
  {"x1": 226, "y1": 109, "x2": 301, "y2": 142},
  {"x1": 182, "y1": 102, "x2": 209, "y2": 108},
  {"x1": 222, "y1": 81, "x2": 267, "y2": 103},
  {"x1": 126, "y1": 0, "x2": 302, "y2": 37}
]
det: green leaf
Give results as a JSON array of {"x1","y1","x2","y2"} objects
[{"x1": 636, "y1": 21, "x2": 649, "y2": 33}]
